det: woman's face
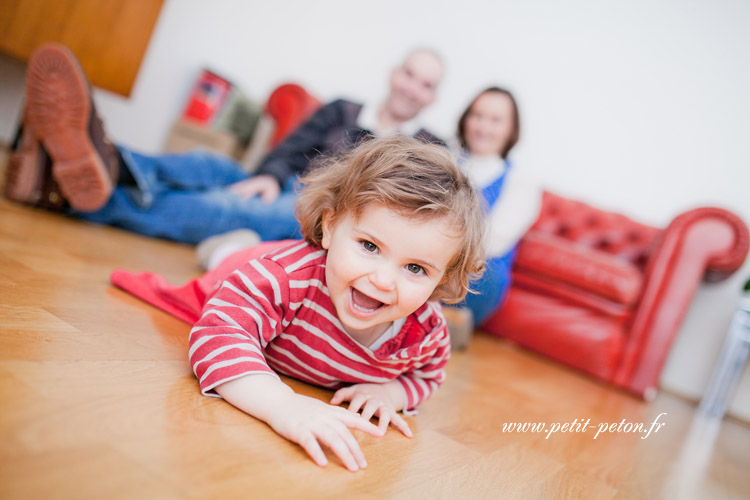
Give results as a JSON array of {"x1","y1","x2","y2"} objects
[{"x1": 463, "y1": 92, "x2": 515, "y2": 157}]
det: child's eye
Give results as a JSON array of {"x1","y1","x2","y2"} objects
[
  {"x1": 406, "y1": 263, "x2": 425, "y2": 275},
  {"x1": 361, "y1": 240, "x2": 378, "y2": 253}
]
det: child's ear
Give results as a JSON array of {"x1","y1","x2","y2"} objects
[{"x1": 321, "y1": 210, "x2": 334, "y2": 250}]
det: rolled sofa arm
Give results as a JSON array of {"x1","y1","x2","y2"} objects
[
  {"x1": 613, "y1": 207, "x2": 749, "y2": 398},
  {"x1": 264, "y1": 83, "x2": 321, "y2": 148}
]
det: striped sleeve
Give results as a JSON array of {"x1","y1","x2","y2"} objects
[
  {"x1": 396, "y1": 324, "x2": 451, "y2": 411},
  {"x1": 188, "y1": 257, "x2": 290, "y2": 397}
]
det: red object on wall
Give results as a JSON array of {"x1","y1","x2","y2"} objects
[
  {"x1": 481, "y1": 192, "x2": 749, "y2": 399},
  {"x1": 264, "y1": 83, "x2": 321, "y2": 148},
  {"x1": 182, "y1": 70, "x2": 232, "y2": 126}
]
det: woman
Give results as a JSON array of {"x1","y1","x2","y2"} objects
[{"x1": 451, "y1": 87, "x2": 541, "y2": 328}]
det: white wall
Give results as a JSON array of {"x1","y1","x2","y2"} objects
[{"x1": 1, "y1": 0, "x2": 748, "y2": 419}]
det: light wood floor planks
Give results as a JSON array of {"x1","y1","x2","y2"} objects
[{"x1": 0, "y1": 197, "x2": 748, "y2": 500}]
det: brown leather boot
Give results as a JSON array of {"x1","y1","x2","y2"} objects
[
  {"x1": 25, "y1": 42, "x2": 119, "y2": 212},
  {"x1": 3, "y1": 119, "x2": 67, "y2": 212}
]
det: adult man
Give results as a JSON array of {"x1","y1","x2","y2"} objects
[{"x1": 5, "y1": 44, "x2": 445, "y2": 244}]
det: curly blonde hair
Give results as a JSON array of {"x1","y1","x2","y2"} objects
[{"x1": 295, "y1": 135, "x2": 485, "y2": 303}]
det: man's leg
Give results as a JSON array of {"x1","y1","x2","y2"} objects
[
  {"x1": 24, "y1": 43, "x2": 120, "y2": 212},
  {"x1": 76, "y1": 186, "x2": 301, "y2": 245},
  {"x1": 119, "y1": 146, "x2": 250, "y2": 192}
]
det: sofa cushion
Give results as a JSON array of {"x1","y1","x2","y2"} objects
[
  {"x1": 514, "y1": 231, "x2": 644, "y2": 309},
  {"x1": 481, "y1": 287, "x2": 626, "y2": 380}
]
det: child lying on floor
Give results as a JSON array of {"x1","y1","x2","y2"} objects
[{"x1": 116, "y1": 136, "x2": 485, "y2": 471}]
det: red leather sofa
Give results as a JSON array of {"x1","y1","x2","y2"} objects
[{"x1": 481, "y1": 191, "x2": 749, "y2": 399}]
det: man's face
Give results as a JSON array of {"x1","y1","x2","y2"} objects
[{"x1": 385, "y1": 51, "x2": 443, "y2": 122}]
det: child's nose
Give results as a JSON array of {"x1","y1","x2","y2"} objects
[{"x1": 369, "y1": 265, "x2": 396, "y2": 291}]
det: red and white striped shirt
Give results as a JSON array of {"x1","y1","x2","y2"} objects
[{"x1": 189, "y1": 240, "x2": 451, "y2": 411}]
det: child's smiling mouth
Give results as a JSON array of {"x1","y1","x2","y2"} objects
[{"x1": 349, "y1": 287, "x2": 386, "y2": 315}]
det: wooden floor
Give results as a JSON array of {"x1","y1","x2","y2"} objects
[{"x1": 0, "y1": 197, "x2": 748, "y2": 500}]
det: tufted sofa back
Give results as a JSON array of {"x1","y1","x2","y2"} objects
[{"x1": 531, "y1": 192, "x2": 661, "y2": 272}]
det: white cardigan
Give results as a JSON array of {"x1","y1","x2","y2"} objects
[{"x1": 460, "y1": 154, "x2": 542, "y2": 259}]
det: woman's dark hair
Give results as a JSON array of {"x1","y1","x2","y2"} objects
[{"x1": 457, "y1": 86, "x2": 520, "y2": 159}]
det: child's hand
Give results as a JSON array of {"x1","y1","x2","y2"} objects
[
  {"x1": 266, "y1": 391, "x2": 384, "y2": 471},
  {"x1": 331, "y1": 383, "x2": 413, "y2": 438},
  {"x1": 215, "y1": 374, "x2": 383, "y2": 472}
]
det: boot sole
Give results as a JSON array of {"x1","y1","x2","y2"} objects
[{"x1": 25, "y1": 43, "x2": 112, "y2": 212}]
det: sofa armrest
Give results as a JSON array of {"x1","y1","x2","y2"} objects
[
  {"x1": 614, "y1": 207, "x2": 749, "y2": 398},
  {"x1": 264, "y1": 83, "x2": 321, "y2": 148},
  {"x1": 514, "y1": 231, "x2": 644, "y2": 308}
]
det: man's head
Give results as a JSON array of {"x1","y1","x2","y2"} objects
[{"x1": 383, "y1": 49, "x2": 444, "y2": 123}]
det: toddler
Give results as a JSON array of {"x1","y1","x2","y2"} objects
[{"x1": 189, "y1": 135, "x2": 485, "y2": 471}]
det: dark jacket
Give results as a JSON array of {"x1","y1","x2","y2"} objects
[{"x1": 255, "y1": 99, "x2": 444, "y2": 187}]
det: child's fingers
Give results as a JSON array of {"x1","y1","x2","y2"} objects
[
  {"x1": 316, "y1": 426, "x2": 363, "y2": 472},
  {"x1": 360, "y1": 399, "x2": 382, "y2": 422},
  {"x1": 337, "y1": 408, "x2": 385, "y2": 437},
  {"x1": 296, "y1": 432, "x2": 329, "y2": 468},
  {"x1": 332, "y1": 422, "x2": 369, "y2": 470},
  {"x1": 377, "y1": 412, "x2": 391, "y2": 433},
  {"x1": 346, "y1": 394, "x2": 368, "y2": 414},
  {"x1": 330, "y1": 387, "x2": 354, "y2": 405},
  {"x1": 388, "y1": 412, "x2": 413, "y2": 438}
]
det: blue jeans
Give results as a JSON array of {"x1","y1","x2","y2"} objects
[
  {"x1": 74, "y1": 146, "x2": 301, "y2": 245},
  {"x1": 460, "y1": 246, "x2": 517, "y2": 325}
]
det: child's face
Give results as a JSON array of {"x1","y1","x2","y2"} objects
[{"x1": 321, "y1": 204, "x2": 461, "y2": 344}]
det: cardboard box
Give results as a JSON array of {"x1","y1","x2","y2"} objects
[{"x1": 164, "y1": 119, "x2": 242, "y2": 160}]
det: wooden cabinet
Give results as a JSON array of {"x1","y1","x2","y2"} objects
[{"x1": 0, "y1": 0, "x2": 164, "y2": 96}]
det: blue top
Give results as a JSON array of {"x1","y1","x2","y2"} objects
[{"x1": 480, "y1": 158, "x2": 511, "y2": 211}]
